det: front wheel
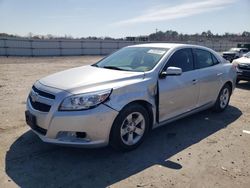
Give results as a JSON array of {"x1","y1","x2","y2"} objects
[
  {"x1": 213, "y1": 84, "x2": 231, "y2": 112},
  {"x1": 109, "y1": 104, "x2": 150, "y2": 151}
]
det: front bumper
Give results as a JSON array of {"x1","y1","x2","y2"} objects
[
  {"x1": 26, "y1": 86, "x2": 119, "y2": 147},
  {"x1": 223, "y1": 54, "x2": 236, "y2": 62},
  {"x1": 237, "y1": 69, "x2": 250, "y2": 81}
]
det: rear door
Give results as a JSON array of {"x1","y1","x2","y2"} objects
[
  {"x1": 193, "y1": 48, "x2": 223, "y2": 106},
  {"x1": 158, "y1": 48, "x2": 200, "y2": 122}
]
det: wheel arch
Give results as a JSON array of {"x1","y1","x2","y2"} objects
[
  {"x1": 126, "y1": 100, "x2": 154, "y2": 130},
  {"x1": 224, "y1": 81, "x2": 233, "y2": 94},
  {"x1": 108, "y1": 100, "x2": 154, "y2": 150},
  {"x1": 109, "y1": 100, "x2": 155, "y2": 141},
  {"x1": 119, "y1": 100, "x2": 154, "y2": 129}
]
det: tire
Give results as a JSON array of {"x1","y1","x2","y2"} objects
[
  {"x1": 109, "y1": 104, "x2": 150, "y2": 151},
  {"x1": 236, "y1": 79, "x2": 240, "y2": 85},
  {"x1": 213, "y1": 84, "x2": 231, "y2": 112}
]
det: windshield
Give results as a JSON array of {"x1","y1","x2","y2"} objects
[
  {"x1": 229, "y1": 48, "x2": 240, "y2": 52},
  {"x1": 244, "y1": 52, "x2": 250, "y2": 58},
  {"x1": 94, "y1": 47, "x2": 168, "y2": 72}
]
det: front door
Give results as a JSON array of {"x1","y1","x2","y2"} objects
[{"x1": 158, "y1": 48, "x2": 200, "y2": 122}]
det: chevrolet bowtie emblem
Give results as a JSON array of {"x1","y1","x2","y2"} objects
[{"x1": 30, "y1": 90, "x2": 39, "y2": 102}]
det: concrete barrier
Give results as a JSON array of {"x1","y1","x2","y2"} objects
[{"x1": 0, "y1": 37, "x2": 240, "y2": 56}]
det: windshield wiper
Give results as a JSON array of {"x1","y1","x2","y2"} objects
[
  {"x1": 103, "y1": 66, "x2": 127, "y2": 71},
  {"x1": 92, "y1": 64, "x2": 99, "y2": 67}
]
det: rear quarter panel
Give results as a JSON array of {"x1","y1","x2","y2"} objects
[{"x1": 220, "y1": 59, "x2": 237, "y2": 91}]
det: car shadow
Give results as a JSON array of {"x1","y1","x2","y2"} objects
[
  {"x1": 5, "y1": 105, "x2": 242, "y2": 188},
  {"x1": 236, "y1": 81, "x2": 250, "y2": 90}
]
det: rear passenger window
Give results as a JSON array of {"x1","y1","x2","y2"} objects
[
  {"x1": 195, "y1": 49, "x2": 214, "y2": 69},
  {"x1": 165, "y1": 48, "x2": 194, "y2": 72}
]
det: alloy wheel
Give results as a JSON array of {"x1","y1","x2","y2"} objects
[
  {"x1": 120, "y1": 112, "x2": 145, "y2": 146},
  {"x1": 220, "y1": 87, "x2": 229, "y2": 109}
]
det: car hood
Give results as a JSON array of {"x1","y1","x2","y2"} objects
[
  {"x1": 233, "y1": 57, "x2": 250, "y2": 64},
  {"x1": 223, "y1": 51, "x2": 237, "y2": 55},
  {"x1": 39, "y1": 65, "x2": 145, "y2": 92}
]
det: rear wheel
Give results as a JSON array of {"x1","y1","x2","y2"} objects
[
  {"x1": 109, "y1": 104, "x2": 150, "y2": 151},
  {"x1": 213, "y1": 84, "x2": 231, "y2": 112}
]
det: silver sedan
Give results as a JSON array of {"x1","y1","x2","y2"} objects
[{"x1": 25, "y1": 43, "x2": 237, "y2": 151}]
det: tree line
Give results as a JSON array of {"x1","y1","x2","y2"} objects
[
  {"x1": 0, "y1": 30, "x2": 250, "y2": 42},
  {"x1": 148, "y1": 30, "x2": 250, "y2": 42}
]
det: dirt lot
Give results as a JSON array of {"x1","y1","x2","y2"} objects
[{"x1": 0, "y1": 56, "x2": 250, "y2": 188}]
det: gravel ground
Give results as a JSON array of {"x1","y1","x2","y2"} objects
[{"x1": 0, "y1": 56, "x2": 250, "y2": 188}]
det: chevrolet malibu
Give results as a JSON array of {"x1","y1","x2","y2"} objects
[{"x1": 25, "y1": 43, "x2": 237, "y2": 151}]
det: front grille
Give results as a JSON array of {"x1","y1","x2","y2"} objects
[
  {"x1": 29, "y1": 96, "x2": 51, "y2": 112},
  {"x1": 223, "y1": 54, "x2": 235, "y2": 57},
  {"x1": 32, "y1": 86, "x2": 55, "y2": 99},
  {"x1": 223, "y1": 54, "x2": 235, "y2": 60},
  {"x1": 238, "y1": 64, "x2": 250, "y2": 70}
]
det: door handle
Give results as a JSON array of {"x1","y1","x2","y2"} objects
[
  {"x1": 192, "y1": 79, "x2": 198, "y2": 85},
  {"x1": 217, "y1": 73, "x2": 223, "y2": 76}
]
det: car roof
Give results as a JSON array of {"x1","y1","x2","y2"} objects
[
  {"x1": 128, "y1": 43, "x2": 206, "y2": 50},
  {"x1": 231, "y1": 47, "x2": 248, "y2": 50}
]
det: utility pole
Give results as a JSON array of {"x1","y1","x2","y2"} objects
[{"x1": 155, "y1": 28, "x2": 158, "y2": 41}]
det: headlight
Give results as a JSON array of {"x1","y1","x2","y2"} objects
[
  {"x1": 232, "y1": 61, "x2": 238, "y2": 67},
  {"x1": 59, "y1": 89, "x2": 112, "y2": 111}
]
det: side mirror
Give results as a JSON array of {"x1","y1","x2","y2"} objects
[{"x1": 159, "y1": 67, "x2": 182, "y2": 78}]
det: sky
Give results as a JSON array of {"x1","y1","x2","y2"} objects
[{"x1": 0, "y1": 0, "x2": 249, "y2": 38}]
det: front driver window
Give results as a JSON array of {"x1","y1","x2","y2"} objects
[{"x1": 165, "y1": 48, "x2": 194, "y2": 72}]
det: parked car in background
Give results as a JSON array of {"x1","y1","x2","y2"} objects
[
  {"x1": 232, "y1": 52, "x2": 250, "y2": 83},
  {"x1": 237, "y1": 43, "x2": 250, "y2": 51},
  {"x1": 25, "y1": 43, "x2": 237, "y2": 151},
  {"x1": 222, "y1": 48, "x2": 249, "y2": 62}
]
